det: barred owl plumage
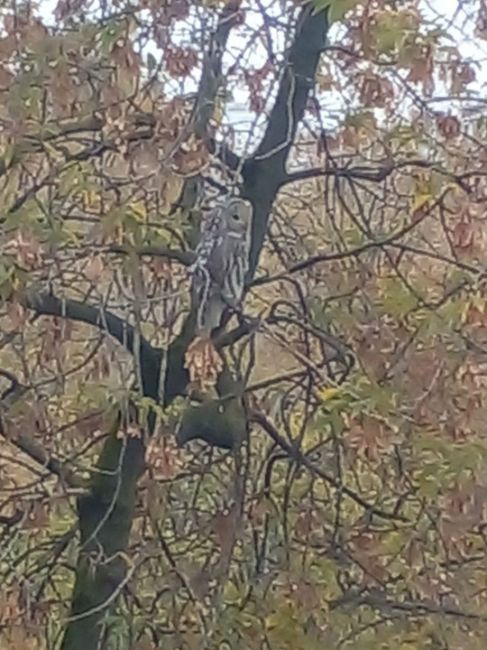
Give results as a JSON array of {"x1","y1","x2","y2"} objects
[{"x1": 190, "y1": 197, "x2": 253, "y2": 336}]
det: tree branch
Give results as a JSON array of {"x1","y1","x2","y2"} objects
[
  {"x1": 2, "y1": 425, "x2": 89, "y2": 490},
  {"x1": 192, "y1": 0, "x2": 244, "y2": 139},
  {"x1": 249, "y1": 410, "x2": 407, "y2": 522},
  {"x1": 279, "y1": 158, "x2": 474, "y2": 190},
  {"x1": 252, "y1": 188, "x2": 454, "y2": 286},
  {"x1": 242, "y1": 5, "x2": 329, "y2": 277},
  {"x1": 21, "y1": 291, "x2": 162, "y2": 398},
  {"x1": 107, "y1": 244, "x2": 195, "y2": 266},
  {"x1": 22, "y1": 291, "x2": 149, "y2": 357},
  {"x1": 165, "y1": 5, "x2": 331, "y2": 447},
  {"x1": 279, "y1": 159, "x2": 439, "y2": 186},
  {"x1": 251, "y1": 6, "x2": 328, "y2": 167},
  {"x1": 60, "y1": 419, "x2": 146, "y2": 650},
  {"x1": 0, "y1": 371, "x2": 88, "y2": 489},
  {"x1": 48, "y1": 8, "x2": 247, "y2": 641},
  {"x1": 332, "y1": 589, "x2": 487, "y2": 622}
]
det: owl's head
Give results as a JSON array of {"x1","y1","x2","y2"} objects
[{"x1": 223, "y1": 197, "x2": 253, "y2": 234}]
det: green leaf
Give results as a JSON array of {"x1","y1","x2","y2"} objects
[
  {"x1": 328, "y1": 0, "x2": 362, "y2": 23},
  {"x1": 379, "y1": 276, "x2": 418, "y2": 318},
  {"x1": 371, "y1": 9, "x2": 419, "y2": 55},
  {"x1": 313, "y1": 0, "x2": 363, "y2": 22}
]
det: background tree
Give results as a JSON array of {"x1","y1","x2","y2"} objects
[{"x1": 1, "y1": 0, "x2": 487, "y2": 648}]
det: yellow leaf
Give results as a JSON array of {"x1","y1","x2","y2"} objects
[
  {"x1": 212, "y1": 94, "x2": 225, "y2": 127},
  {"x1": 129, "y1": 200, "x2": 147, "y2": 221},
  {"x1": 0, "y1": 142, "x2": 15, "y2": 168},
  {"x1": 319, "y1": 386, "x2": 340, "y2": 401},
  {"x1": 471, "y1": 293, "x2": 486, "y2": 312},
  {"x1": 83, "y1": 189, "x2": 101, "y2": 209},
  {"x1": 411, "y1": 193, "x2": 432, "y2": 213}
]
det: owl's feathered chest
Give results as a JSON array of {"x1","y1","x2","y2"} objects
[{"x1": 193, "y1": 227, "x2": 247, "y2": 280}]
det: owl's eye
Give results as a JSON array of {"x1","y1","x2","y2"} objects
[{"x1": 231, "y1": 213, "x2": 240, "y2": 221}]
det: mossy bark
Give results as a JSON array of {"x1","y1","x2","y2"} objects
[{"x1": 60, "y1": 428, "x2": 145, "y2": 650}]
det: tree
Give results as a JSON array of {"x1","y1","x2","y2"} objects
[{"x1": 1, "y1": 0, "x2": 487, "y2": 648}]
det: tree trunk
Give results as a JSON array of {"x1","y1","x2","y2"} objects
[{"x1": 61, "y1": 434, "x2": 145, "y2": 650}]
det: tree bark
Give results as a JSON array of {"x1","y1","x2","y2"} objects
[
  {"x1": 60, "y1": 432, "x2": 145, "y2": 650},
  {"x1": 59, "y1": 6, "x2": 330, "y2": 648}
]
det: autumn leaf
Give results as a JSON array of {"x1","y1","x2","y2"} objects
[
  {"x1": 0, "y1": 3, "x2": 485, "y2": 649},
  {"x1": 319, "y1": 386, "x2": 341, "y2": 401},
  {"x1": 212, "y1": 505, "x2": 238, "y2": 557},
  {"x1": 84, "y1": 255, "x2": 105, "y2": 281},
  {"x1": 184, "y1": 336, "x2": 223, "y2": 390}
]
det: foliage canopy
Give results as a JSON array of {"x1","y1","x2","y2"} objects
[{"x1": 1, "y1": 0, "x2": 487, "y2": 648}]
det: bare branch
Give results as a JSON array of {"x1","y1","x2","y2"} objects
[
  {"x1": 107, "y1": 244, "x2": 195, "y2": 266},
  {"x1": 4, "y1": 427, "x2": 89, "y2": 490},
  {"x1": 20, "y1": 291, "x2": 156, "y2": 361},
  {"x1": 249, "y1": 410, "x2": 407, "y2": 522},
  {"x1": 192, "y1": 2, "x2": 244, "y2": 140},
  {"x1": 280, "y1": 159, "x2": 439, "y2": 186},
  {"x1": 279, "y1": 158, "x2": 475, "y2": 191},
  {"x1": 243, "y1": 6, "x2": 329, "y2": 277},
  {"x1": 0, "y1": 373, "x2": 88, "y2": 489},
  {"x1": 252, "y1": 189, "x2": 456, "y2": 286},
  {"x1": 0, "y1": 367, "x2": 22, "y2": 395},
  {"x1": 251, "y1": 7, "x2": 328, "y2": 167},
  {"x1": 332, "y1": 590, "x2": 487, "y2": 622}
]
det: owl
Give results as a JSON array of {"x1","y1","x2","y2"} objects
[{"x1": 190, "y1": 196, "x2": 253, "y2": 336}]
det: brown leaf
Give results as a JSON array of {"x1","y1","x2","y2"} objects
[
  {"x1": 85, "y1": 255, "x2": 105, "y2": 282},
  {"x1": 165, "y1": 46, "x2": 198, "y2": 77},
  {"x1": 290, "y1": 581, "x2": 320, "y2": 609},
  {"x1": 21, "y1": 19, "x2": 48, "y2": 44},
  {"x1": 189, "y1": 568, "x2": 211, "y2": 599},
  {"x1": 23, "y1": 502, "x2": 49, "y2": 530},
  {"x1": 212, "y1": 505, "x2": 238, "y2": 556},
  {"x1": 350, "y1": 531, "x2": 388, "y2": 582},
  {"x1": 4, "y1": 232, "x2": 43, "y2": 270},
  {"x1": 347, "y1": 414, "x2": 394, "y2": 461},
  {"x1": 49, "y1": 66, "x2": 79, "y2": 115},
  {"x1": 6, "y1": 300, "x2": 27, "y2": 332},
  {"x1": 0, "y1": 64, "x2": 13, "y2": 89},
  {"x1": 451, "y1": 217, "x2": 475, "y2": 253},
  {"x1": 436, "y1": 113, "x2": 460, "y2": 139},
  {"x1": 54, "y1": 0, "x2": 86, "y2": 20},
  {"x1": 248, "y1": 496, "x2": 273, "y2": 526},
  {"x1": 451, "y1": 61, "x2": 476, "y2": 94},
  {"x1": 245, "y1": 62, "x2": 272, "y2": 113},
  {"x1": 405, "y1": 44, "x2": 434, "y2": 89},
  {"x1": 184, "y1": 337, "x2": 223, "y2": 390},
  {"x1": 360, "y1": 73, "x2": 394, "y2": 108},
  {"x1": 172, "y1": 134, "x2": 209, "y2": 175},
  {"x1": 0, "y1": 35, "x2": 16, "y2": 59},
  {"x1": 294, "y1": 508, "x2": 320, "y2": 539},
  {"x1": 341, "y1": 125, "x2": 360, "y2": 149},
  {"x1": 155, "y1": 0, "x2": 190, "y2": 27},
  {"x1": 112, "y1": 42, "x2": 140, "y2": 73},
  {"x1": 475, "y1": 1, "x2": 487, "y2": 39},
  {"x1": 146, "y1": 440, "x2": 179, "y2": 479}
]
